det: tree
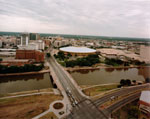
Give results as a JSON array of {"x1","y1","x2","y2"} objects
[
  {"x1": 46, "y1": 53, "x2": 51, "y2": 57},
  {"x1": 67, "y1": 53, "x2": 72, "y2": 57},
  {"x1": 132, "y1": 80, "x2": 136, "y2": 84},
  {"x1": 120, "y1": 79, "x2": 126, "y2": 86},
  {"x1": 128, "y1": 106, "x2": 140, "y2": 119},
  {"x1": 145, "y1": 77, "x2": 150, "y2": 83},
  {"x1": 126, "y1": 79, "x2": 131, "y2": 86}
]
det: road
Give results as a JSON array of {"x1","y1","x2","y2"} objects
[
  {"x1": 105, "y1": 92, "x2": 141, "y2": 114},
  {"x1": 93, "y1": 84, "x2": 150, "y2": 107},
  {"x1": 48, "y1": 57, "x2": 108, "y2": 119}
]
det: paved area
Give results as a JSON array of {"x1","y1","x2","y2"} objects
[{"x1": 32, "y1": 92, "x2": 71, "y2": 119}]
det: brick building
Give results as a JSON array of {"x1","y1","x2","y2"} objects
[{"x1": 16, "y1": 50, "x2": 44, "y2": 62}]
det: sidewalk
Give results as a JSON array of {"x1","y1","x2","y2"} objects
[
  {"x1": 32, "y1": 91, "x2": 72, "y2": 119},
  {"x1": 0, "y1": 92, "x2": 54, "y2": 100}
]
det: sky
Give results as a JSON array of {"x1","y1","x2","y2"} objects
[{"x1": 0, "y1": 0, "x2": 150, "y2": 38}]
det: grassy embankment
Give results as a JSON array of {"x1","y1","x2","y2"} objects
[
  {"x1": 0, "y1": 93, "x2": 62, "y2": 119},
  {"x1": 82, "y1": 84, "x2": 118, "y2": 96}
]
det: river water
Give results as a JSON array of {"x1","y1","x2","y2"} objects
[
  {"x1": 69, "y1": 67, "x2": 150, "y2": 85},
  {"x1": 0, "y1": 67, "x2": 149, "y2": 94},
  {"x1": 0, "y1": 73, "x2": 52, "y2": 94}
]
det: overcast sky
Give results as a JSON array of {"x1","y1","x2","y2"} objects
[{"x1": 0, "y1": 0, "x2": 150, "y2": 38}]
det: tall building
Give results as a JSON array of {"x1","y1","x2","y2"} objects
[
  {"x1": 21, "y1": 33, "x2": 29, "y2": 46},
  {"x1": 29, "y1": 33, "x2": 41, "y2": 40},
  {"x1": 29, "y1": 33, "x2": 36, "y2": 40}
]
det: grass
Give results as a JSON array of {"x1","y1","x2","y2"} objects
[
  {"x1": 82, "y1": 84, "x2": 118, "y2": 96},
  {"x1": 0, "y1": 94, "x2": 62, "y2": 119}
]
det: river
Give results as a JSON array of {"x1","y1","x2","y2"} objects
[
  {"x1": 0, "y1": 73, "x2": 52, "y2": 94},
  {"x1": 0, "y1": 67, "x2": 149, "y2": 94},
  {"x1": 69, "y1": 67, "x2": 150, "y2": 85}
]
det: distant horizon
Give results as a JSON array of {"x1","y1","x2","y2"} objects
[{"x1": 0, "y1": 31, "x2": 150, "y2": 40}]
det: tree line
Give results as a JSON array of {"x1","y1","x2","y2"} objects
[
  {"x1": 65, "y1": 54, "x2": 100, "y2": 67},
  {"x1": 54, "y1": 51, "x2": 100, "y2": 67},
  {"x1": 0, "y1": 64, "x2": 44, "y2": 74}
]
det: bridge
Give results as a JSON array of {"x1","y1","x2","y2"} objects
[{"x1": 47, "y1": 54, "x2": 150, "y2": 119}]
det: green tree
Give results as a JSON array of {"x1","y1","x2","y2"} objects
[
  {"x1": 120, "y1": 79, "x2": 126, "y2": 86},
  {"x1": 67, "y1": 53, "x2": 72, "y2": 57},
  {"x1": 145, "y1": 77, "x2": 150, "y2": 83},
  {"x1": 126, "y1": 79, "x2": 131, "y2": 86},
  {"x1": 46, "y1": 53, "x2": 51, "y2": 57},
  {"x1": 128, "y1": 106, "x2": 140, "y2": 119},
  {"x1": 132, "y1": 80, "x2": 136, "y2": 84}
]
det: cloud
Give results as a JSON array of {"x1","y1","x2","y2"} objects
[{"x1": 0, "y1": 0, "x2": 150, "y2": 38}]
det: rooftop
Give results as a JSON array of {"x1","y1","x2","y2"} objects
[
  {"x1": 140, "y1": 91, "x2": 150, "y2": 104},
  {"x1": 60, "y1": 46, "x2": 96, "y2": 53}
]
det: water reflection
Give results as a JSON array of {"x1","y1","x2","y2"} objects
[
  {"x1": 0, "y1": 74, "x2": 44, "y2": 83},
  {"x1": 105, "y1": 68, "x2": 115, "y2": 72},
  {"x1": 68, "y1": 68, "x2": 99, "y2": 74},
  {"x1": 0, "y1": 73, "x2": 52, "y2": 94},
  {"x1": 70, "y1": 67, "x2": 147, "y2": 85}
]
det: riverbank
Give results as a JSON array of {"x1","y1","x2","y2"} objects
[
  {"x1": 0, "y1": 88, "x2": 53, "y2": 98},
  {"x1": 0, "y1": 69, "x2": 50, "y2": 77},
  {"x1": 82, "y1": 83, "x2": 118, "y2": 97},
  {"x1": 65, "y1": 65, "x2": 149, "y2": 72}
]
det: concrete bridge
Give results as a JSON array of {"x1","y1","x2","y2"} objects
[{"x1": 47, "y1": 56, "x2": 108, "y2": 119}]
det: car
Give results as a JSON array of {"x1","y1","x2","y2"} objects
[
  {"x1": 110, "y1": 96, "x2": 115, "y2": 100},
  {"x1": 74, "y1": 100, "x2": 78, "y2": 105}
]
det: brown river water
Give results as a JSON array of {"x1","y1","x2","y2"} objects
[
  {"x1": 69, "y1": 67, "x2": 150, "y2": 85},
  {"x1": 0, "y1": 67, "x2": 149, "y2": 94}
]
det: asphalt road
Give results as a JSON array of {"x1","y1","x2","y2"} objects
[
  {"x1": 93, "y1": 84, "x2": 150, "y2": 107},
  {"x1": 105, "y1": 92, "x2": 141, "y2": 114}
]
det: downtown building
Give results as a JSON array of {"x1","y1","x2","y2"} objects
[{"x1": 16, "y1": 50, "x2": 44, "y2": 62}]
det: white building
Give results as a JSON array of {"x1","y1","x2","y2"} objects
[
  {"x1": 35, "y1": 40, "x2": 45, "y2": 50},
  {"x1": 139, "y1": 91, "x2": 150, "y2": 118},
  {"x1": 18, "y1": 40, "x2": 45, "y2": 50},
  {"x1": 86, "y1": 42, "x2": 94, "y2": 47},
  {"x1": 18, "y1": 43, "x2": 38, "y2": 50},
  {"x1": 53, "y1": 39, "x2": 70, "y2": 48},
  {"x1": 21, "y1": 33, "x2": 29, "y2": 46},
  {"x1": 60, "y1": 46, "x2": 96, "y2": 56}
]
